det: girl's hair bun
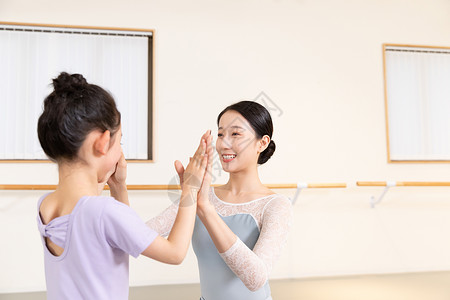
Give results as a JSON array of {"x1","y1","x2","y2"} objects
[
  {"x1": 38, "y1": 72, "x2": 121, "y2": 162},
  {"x1": 52, "y1": 72, "x2": 87, "y2": 93}
]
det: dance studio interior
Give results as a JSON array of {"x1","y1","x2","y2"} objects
[{"x1": 0, "y1": 0, "x2": 449, "y2": 299}]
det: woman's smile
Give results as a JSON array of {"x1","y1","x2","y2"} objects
[{"x1": 222, "y1": 154, "x2": 237, "y2": 163}]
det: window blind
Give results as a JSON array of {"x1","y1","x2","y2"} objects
[
  {"x1": 384, "y1": 45, "x2": 450, "y2": 161},
  {"x1": 0, "y1": 23, "x2": 152, "y2": 160}
]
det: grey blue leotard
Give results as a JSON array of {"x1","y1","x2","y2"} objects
[{"x1": 192, "y1": 214, "x2": 271, "y2": 300}]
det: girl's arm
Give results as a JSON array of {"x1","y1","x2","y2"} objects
[
  {"x1": 141, "y1": 131, "x2": 213, "y2": 265},
  {"x1": 97, "y1": 152, "x2": 129, "y2": 206},
  {"x1": 197, "y1": 192, "x2": 293, "y2": 291},
  {"x1": 145, "y1": 201, "x2": 179, "y2": 237},
  {"x1": 145, "y1": 161, "x2": 187, "y2": 236},
  {"x1": 107, "y1": 156, "x2": 186, "y2": 235}
]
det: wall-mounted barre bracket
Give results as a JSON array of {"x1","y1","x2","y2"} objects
[
  {"x1": 358, "y1": 181, "x2": 450, "y2": 207},
  {"x1": 369, "y1": 181, "x2": 396, "y2": 208},
  {"x1": 291, "y1": 182, "x2": 308, "y2": 205}
]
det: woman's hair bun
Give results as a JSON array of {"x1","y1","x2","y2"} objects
[
  {"x1": 258, "y1": 139, "x2": 276, "y2": 165},
  {"x1": 52, "y1": 72, "x2": 87, "y2": 93}
]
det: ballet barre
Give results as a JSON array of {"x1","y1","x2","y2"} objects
[
  {"x1": 289, "y1": 183, "x2": 347, "y2": 204},
  {"x1": 0, "y1": 185, "x2": 186, "y2": 191},
  {"x1": 0, "y1": 183, "x2": 347, "y2": 204},
  {"x1": 357, "y1": 181, "x2": 450, "y2": 208},
  {"x1": 0, "y1": 183, "x2": 347, "y2": 190}
]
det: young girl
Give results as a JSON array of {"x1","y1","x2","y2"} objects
[
  {"x1": 36, "y1": 72, "x2": 213, "y2": 299},
  {"x1": 146, "y1": 101, "x2": 293, "y2": 300}
]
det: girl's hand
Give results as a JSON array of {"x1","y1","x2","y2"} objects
[
  {"x1": 97, "y1": 153, "x2": 127, "y2": 195},
  {"x1": 197, "y1": 133, "x2": 214, "y2": 212},
  {"x1": 175, "y1": 131, "x2": 213, "y2": 190},
  {"x1": 174, "y1": 160, "x2": 185, "y2": 187},
  {"x1": 108, "y1": 153, "x2": 127, "y2": 188},
  {"x1": 97, "y1": 169, "x2": 115, "y2": 195},
  {"x1": 182, "y1": 131, "x2": 210, "y2": 193},
  {"x1": 107, "y1": 153, "x2": 129, "y2": 205}
]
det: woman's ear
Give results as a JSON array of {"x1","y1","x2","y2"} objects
[
  {"x1": 94, "y1": 130, "x2": 111, "y2": 156},
  {"x1": 258, "y1": 135, "x2": 270, "y2": 153}
]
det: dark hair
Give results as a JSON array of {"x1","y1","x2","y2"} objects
[
  {"x1": 217, "y1": 101, "x2": 275, "y2": 165},
  {"x1": 37, "y1": 72, "x2": 121, "y2": 162}
]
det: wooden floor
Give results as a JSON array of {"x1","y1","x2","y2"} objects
[{"x1": 1, "y1": 271, "x2": 448, "y2": 300}]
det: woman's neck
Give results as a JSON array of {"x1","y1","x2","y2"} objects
[{"x1": 224, "y1": 166, "x2": 265, "y2": 196}]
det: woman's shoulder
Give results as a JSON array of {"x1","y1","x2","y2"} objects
[
  {"x1": 268, "y1": 193, "x2": 291, "y2": 202},
  {"x1": 262, "y1": 193, "x2": 292, "y2": 212}
]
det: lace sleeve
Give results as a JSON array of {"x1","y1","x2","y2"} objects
[
  {"x1": 218, "y1": 195, "x2": 293, "y2": 291},
  {"x1": 145, "y1": 200, "x2": 179, "y2": 237}
]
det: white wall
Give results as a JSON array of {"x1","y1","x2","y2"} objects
[{"x1": 1, "y1": 0, "x2": 450, "y2": 293}]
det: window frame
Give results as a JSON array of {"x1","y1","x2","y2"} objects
[
  {"x1": 383, "y1": 43, "x2": 450, "y2": 164},
  {"x1": 0, "y1": 21, "x2": 155, "y2": 163}
]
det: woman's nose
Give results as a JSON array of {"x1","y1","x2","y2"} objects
[{"x1": 221, "y1": 136, "x2": 233, "y2": 149}]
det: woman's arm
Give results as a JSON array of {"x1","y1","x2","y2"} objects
[
  {"x1": 220, "y1": 197, "x2": 292, "y2": 290},
  {"x1": 197, "y1": 194, "x2": 293, "y2": 291},
  {"x1": 141, "y1": 131, "x2": 213, "y2": 265},
  {"x1": 196, "y1": 204, "x2": 238, "y2": 252}
]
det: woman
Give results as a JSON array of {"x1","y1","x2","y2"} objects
[{"x1": 147, "y1": 101, "x2": 293, "y2": 300}]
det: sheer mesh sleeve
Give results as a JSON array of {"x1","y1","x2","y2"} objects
[
  {"x1": 145, "y1": 201, "x2": 179, "y2": 237},
  {"x1": 218, "y1": 195, "x2": 293, "y2": 291}
]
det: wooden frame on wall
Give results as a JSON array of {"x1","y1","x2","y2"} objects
[
  {"x1": 0, "y1": 21, "x2": 155, "y2": 163},
  {"x1": 382, "y1": 43, "x2": 450, "y2": 164}
]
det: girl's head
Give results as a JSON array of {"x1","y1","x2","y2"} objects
[
  {"x1": 216, "y1": 101, "x2": 275, "y2": 172},
  {"x1": 38, "y1": 72, "x2": 122, "y2": 176}
]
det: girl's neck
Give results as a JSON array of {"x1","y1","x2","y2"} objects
[
  {"x1": 56, "y1": 162, "x2": 99, "y2": 200},
  {"x1": 40, "y1": 162, "x2": 100, "y2": 222}
]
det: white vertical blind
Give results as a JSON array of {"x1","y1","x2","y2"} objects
[
  {"x1": 385, "y1": 45, "x2": 450, "y2": 161},
  {"x1": 0, "y1": 25, "x2": 151, "y2": 160}
]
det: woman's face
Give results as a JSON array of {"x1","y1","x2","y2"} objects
[{"x1": 216, "y1": 110, "x2": 261, "y2": 173}]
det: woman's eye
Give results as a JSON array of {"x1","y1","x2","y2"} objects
[
  {"x1": 232, "y1": 132, "x2": 240, "y2": 136},
  {"x1": 217, "y1": 133, "x2": 223, "y2": 137}
]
